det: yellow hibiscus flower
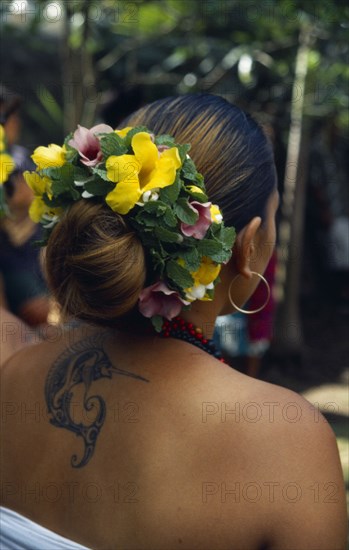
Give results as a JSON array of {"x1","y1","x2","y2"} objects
[
  {"x1": 192, "y1": 257, "x2": 221, "y2": 286},
  {"x1": 0, "y1": 153, "x2": 15, "y2": 184},
  {"x1": 184, "y1": 257, "x2": 221, "y2": 302},
  {"x1": 105, "y1": 132, "x2": 182, "y2": 214},
  {"x1": 32, "y1": 144, "x2": 66, "y2": 170},
  {"x1": 24, "y1": 171, "x2": 53, "y2": 223}
]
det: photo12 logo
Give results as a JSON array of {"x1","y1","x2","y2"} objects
[
  {"x1": 202, "y1": 480, "x2": 339, "y2": 504},
  {"x1": 0, "y1": 1, "x2": 139, "y2": 25},
  {"x1": 201, "y1": 401, "x2": 339, "y2": 423}
]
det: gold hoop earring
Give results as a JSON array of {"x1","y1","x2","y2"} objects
[{"x1": 228, "y1": 271, "x2": 270, "y2": 314}]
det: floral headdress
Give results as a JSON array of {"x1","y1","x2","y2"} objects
[
  {"x1": 0, "y1": 124, "x2": 16, "y2": 217},
  {"x1": 24, "y1": 124, "x2": 236, "y2": 330}
]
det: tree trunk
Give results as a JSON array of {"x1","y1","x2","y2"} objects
[
  {"x1": 271, "y1": 25, "x2": 314, "y2": 355},
  {"x1": 61, "y1": 1, "x2": 98, "y2": 132}
]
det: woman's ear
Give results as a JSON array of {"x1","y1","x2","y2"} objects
[{"x1": 233, "y1": 217, "x2": 261, "y2": 279}]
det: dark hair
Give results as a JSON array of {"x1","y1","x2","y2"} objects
[
  {"x1": 123, "y1": 93, "x2": 277, "y2": 231},
  {"x1": 46, "y1": 202, "x2": 146, "y2": 325}
]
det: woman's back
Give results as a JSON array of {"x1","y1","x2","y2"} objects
[{"x1": 1, "y1": 325, "x2": 347, "y2": 549}]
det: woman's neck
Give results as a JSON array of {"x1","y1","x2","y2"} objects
[{"x1": 179, "y1": 302, "x2": 223, "y2": 340}]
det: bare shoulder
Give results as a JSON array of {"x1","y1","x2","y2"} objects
[
  {"x1": 1, "y1": 322, "x2": 103, "y2": 373},
  {"x1": 0, "y1": 307, "x2": 34, "y2": 366},
  {"x1": 199, "y1": 358, "x2": 343, "y2": 484},
  {"x1": 195, "y1": 359, "x2": 347, "y2": 549}
]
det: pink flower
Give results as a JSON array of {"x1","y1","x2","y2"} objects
[
  {"x1": 181, "y1": 201, "x2": 212, "y2": 240},
  {"x1": 68, "y1": 124, "x2": 114, "y2": 167},
  {"x1": 138, "y1": 281, "x2": 188, "y2": 320}
]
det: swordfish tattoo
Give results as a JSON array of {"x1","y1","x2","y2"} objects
[{"x1": 45, "y1": 333, "x2": 149, "y2": 468}]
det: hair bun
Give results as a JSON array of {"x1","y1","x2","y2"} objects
[{"x1": 46, "y1": 201, "x2": 146, "y2": 324}]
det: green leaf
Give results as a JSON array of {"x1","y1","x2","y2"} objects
[
  {"x1": 154, "y1": 134, "x2": 176, "y2": 147},
  {"x1": 174, "y1": 198, "x2": 198, "y2": 224},
  {"x1": 149, "y1": 249, "x2": 166, "y2": 271},
  {"x1": 135, "y1": 211, "x2": 159, "y2": 227},
  {"x1": 63, "y1": 134, "x2": 78, "y2": 163},
  {"x1": 221, "y1": 226, "x2": 236, "y2": 250},
  {"x1": 166, "y1": 260, "x2": 194, "y2": 289},
  {"x1": 178, "y1": 248, "x2": 201, "y2": 271},
  {"x1": 182, "y1": 158, "x2": 197, "y2": 181},
  {"x1": 197, "y1": 239, "x2": 226, "y2": 262},
  {"x1": 51, "y1": 179, "x2": 71, "y2": 195},
  {"x1": 210, "y1": 222, "x2": 221, "y2": 237},
  {"x1": 73, "y1": 166, "x2": 90, "y2": 182},
  {"x1": 159, "y1": 174, "x2": 181, "y2": 204},
  {"x1": 217, "y1": 249, "x2": 232, "y2": 263},
  {"x1": 151, "y1": 315, "x2": 163, "y2": 333},
  {"x1": 185, "y1": 186, "x2": 208, "y2": 203},
  {"x1": 197, "y1": 239, "x2": 222, "y2": 255},
  {"x1": 154, "y1": 227, "x2": 183, "y2": 243},
  {"x1": 84, "y1": 179, "x2": 115, "y2": 196},
  {"x1": 48, "y1": 176, "x2": 81, "y2": 201},
  {"x1": 204, "y1": 286, "x2": 215, "y2": 301},
  {"x1": 135, "y1": 204, "x2": 164, "y2": 226},
  {"x1": 163, "y1": 207, "x2": 177, "y2": 227},
  {"x1": 195, "y1": 173, "x2": 205, "y2": 186},
  {"x1": 63, "y1": 132, "x2": 74, "y2": 147},
  {"x1": 99, "y1": 133, "x2": 128, "y2": 157},
  {"x1": 91, "y1": 167, "x2": 109, "y2": 181},
  {"x1": 43, "y1": 163, "x2": 74, "y2": 182},
  {"x1": 70, "y1": 187, "x2": 80, "y2": 200},
  {"x1": 65, "y1": 148, "x2": 79, "y2": 164},
  {"x1": 176, "y1": 143, "x2": 191, "y2": 163},
  {"x1": 213, "y1": 225, "x2": 236, "y2": 250},
  {"x1": 143, "y1": 200, "x2": 167, "y2": 216}
]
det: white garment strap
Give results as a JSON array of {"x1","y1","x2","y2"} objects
[{"x1": 0, "y1": 507, "x2": 91, "y2": 550}]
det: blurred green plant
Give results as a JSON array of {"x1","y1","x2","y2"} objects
[
  {"x1": 1, "y1": 0, "x2": 348, "y2": 357},
  {"x1": 1, "y1": 0, "x2": 347, "y2": 139}
]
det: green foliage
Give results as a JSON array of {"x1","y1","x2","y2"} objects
[
  {"x1": 3, "y1": 0, "x2": 348, "y2": 144},
  {"x1": 179, "y1": 248, "x2": 201, "y2": 271},
  {"x1": 84, "y1": 179, "x2": 114, "y2": 196},
  {"x1": 154, "y1": 135, "x2": 176, "y2": 147},
  {"x1": 182, "y1": 158, "x2": 199, "y2": 182},
  {"x1": 185, "y1": 185, "x2": 208, "y2": 202},
  {"x1": 160, "y1": 174, "x2": 181, "y2": 203},
  {"x1": 166, "y1": 260, "x2": 194, "y2": 289},
  {"x1": 99, "y1": 133, "x2": 128, "y2": 157},
  {"x1": 174, "y1": 198, "x2": 199, "y2": 224},
  {"x1": 154, "y1": 226, "x2": 183, "y2": 243},
  {"x1": 151, "y1": 315, "x2": 164, "y2": 333},
  {"x1": 197, "y1": 225, "x2": 235, "y2": 263},
  {"x1": 91, "y1": 167, "x2": 110, "y2": 181}
]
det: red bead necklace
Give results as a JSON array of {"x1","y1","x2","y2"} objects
[{"x1": 160, "y1": 316, "x2": 225, "y2": 363}]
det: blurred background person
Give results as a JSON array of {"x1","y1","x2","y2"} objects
[{"x1": 0, "y1": 85, "x2": 50, "y2": 326}]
